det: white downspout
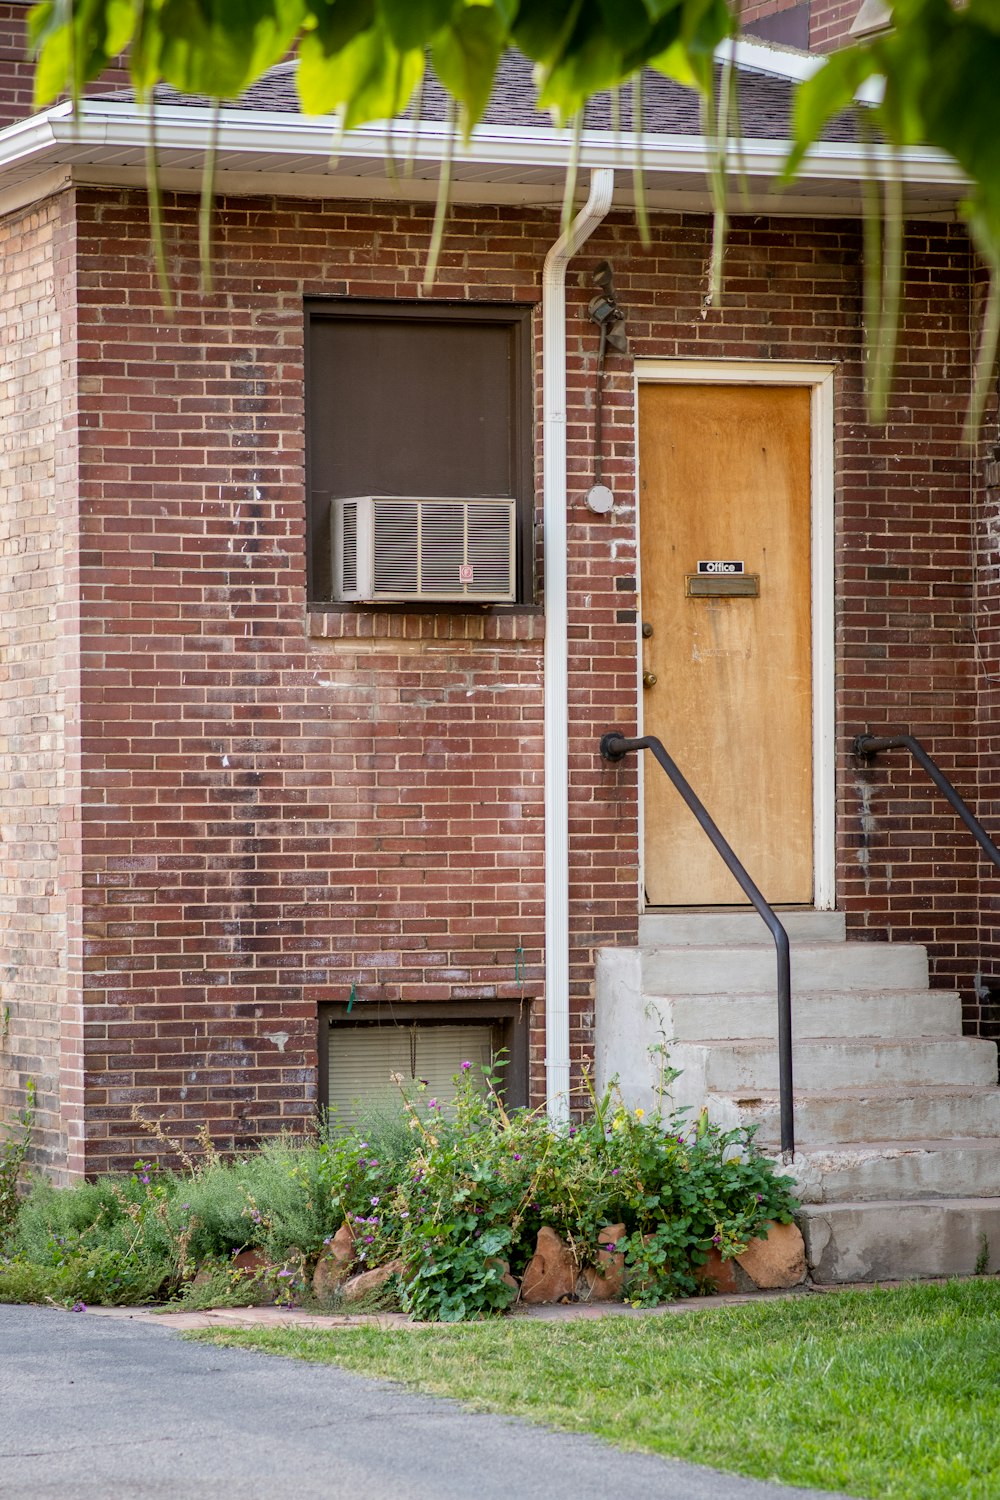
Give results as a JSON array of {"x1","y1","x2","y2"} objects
[{"x1": 542, "y1": 167, "x2": 615, "y2": 1124}]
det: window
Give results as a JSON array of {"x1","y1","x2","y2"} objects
[
  {"x1": 305, "y1": 300, "x2": 533, "y2": 605},
  {"x1": 318, "y1": 1000, "x2": 531, "y2": 1128}
]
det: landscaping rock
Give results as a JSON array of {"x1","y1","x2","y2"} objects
[
  {"x1": 577, "y1": 1223, "x2": 626, "y2": 1302},
  {"x1": 735, "y1": 1221, "x2": 807, "y2": 1289},
  {"x1": 340, "y1": 1258, "x2": 404, "y2": 1304},
  {"x1": 520, "y1": 1226, "x2": 578, "y2": 1304},
  {"x1": 486, "y1": 1257, "x2": 519, "y2": 1293},
  {"x1": 230, "y1": 1248, "x2": 269, "y2": 1277},
  {"x1": 694, "y1": 1247, "x2": 756, "y2": 1295},
  {"x1": 312, "y1": 1221, "x2": 356, "y2": 1300}
]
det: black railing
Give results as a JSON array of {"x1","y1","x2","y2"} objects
[
  {"x1": 600, "y1": 732, "x2": 795, "y2": 1158},
  {"x1": 853, "y1": 733, "x2": 1000, "y2": 876}
]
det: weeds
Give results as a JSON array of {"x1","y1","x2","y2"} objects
[
  {"x1": 0, "y1": 1081, "x2": 35, "y2": 1238},
  {"x1": 0, "y1": 1071, "x2": 798, "y2": 1320}
]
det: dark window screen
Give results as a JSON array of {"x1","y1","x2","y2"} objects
[{"x1": 306, "y1": 304, "x2": 530, "y2": 603}]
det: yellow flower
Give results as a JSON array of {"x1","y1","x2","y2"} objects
[{"x1": 634, "y1": 1108, "x2": 645, "y2": 1119}]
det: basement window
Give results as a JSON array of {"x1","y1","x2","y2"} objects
[{"x1": 318, "y1": 1001, "x2": 530, "y2": 1129}]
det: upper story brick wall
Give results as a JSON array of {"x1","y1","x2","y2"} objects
[
  {"x1": 0, "y1": 1, "x2": 130, "y2": 128},
  {"x1": 741, "y1": 0, "x2": 864, "y2": 51}
]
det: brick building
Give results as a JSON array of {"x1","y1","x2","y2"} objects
[{"x1": 2, "y1": 28, "x2": 999, "y2": 1279}]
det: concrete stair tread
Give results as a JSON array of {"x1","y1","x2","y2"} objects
[
  {"x1": 715, "y1": 1083, "x2": 1000, "y2": 1099},
  {"x1": 798, "y1": 1194, "x2": 1000, "y2": 1211},
  {"x1": 640, "y1": 911, "x2": 846, "y2": 945},
  {"x1": 679, "y1": 1036, "x2": 992, "y2": 1052},
  {"x1": 638, "y1": 940, "x2": 930, "y2": 992},
  {"x1": 793, "y1": 1137, "x2": 1000, "y2": 1155},
  {"x1": 798, "y1": 1197, "x2": 1000, "y2": 1281}
]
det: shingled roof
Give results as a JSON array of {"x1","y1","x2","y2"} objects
[{"x1": 113, "y1": 46, "x2": 859, "y2": 145}]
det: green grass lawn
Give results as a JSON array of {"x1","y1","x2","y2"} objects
[{"x1": 192, "y1": 1280, "x2": 1000, "y2": 1498}]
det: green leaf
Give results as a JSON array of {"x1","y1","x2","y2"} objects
[
  {"x1": 304, "y1": 0, "x2": 375, "y2": 55},
  {"x1": 378, "y1": 0, "x2": 456, "y2": 52},
  {"x1": 511, "y1": 0, "x2": 583, "y2": 65},
  {"x1": 152, "y1": 0, "x2": 306, "y2": 99},
  {"x1": 785, "y1": 46, "x2": 877, "y2": 180},
  {"x1": 297, "y1": 21, "x2": 424, "y2": 123},
  {"x1": 32, "y1": 24, "x2": 72, "y2": 106},
  {"x1": 431, "y1": 6, "x2": 505, "y2": 130},
  {"x1": 596, "y1": 0, "x2": 653, "y2": 53}
]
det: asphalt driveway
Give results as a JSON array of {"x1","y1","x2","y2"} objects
[{"x1": 0, "y1": 1304, "x2": 848, "y2": 1499}]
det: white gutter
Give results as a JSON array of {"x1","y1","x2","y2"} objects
[
  {"x1": 0, "y1": 100, "x2": 969, "y2": 196},
  {"x1": 543, "y1": 167, "x2": 615, "y2": 1125}
]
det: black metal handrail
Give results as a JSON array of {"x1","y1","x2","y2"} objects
[
  {"x1": 600, "y1": 732, "x2": 794, "y2": 1158},
  {"x1": 853, "y1": 733, "x2": 1000, "y2": 876}
]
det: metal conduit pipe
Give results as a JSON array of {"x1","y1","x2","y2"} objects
[{"x1": 542, "y1": 168, "x2": 615, "y2": 1124}]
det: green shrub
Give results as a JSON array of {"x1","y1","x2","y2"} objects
[
  {"x1": 0, "y1": 1076, "x2": 798, "y2": 1320},
  {"x1": 391, "y1": 1070, "x2": 799, "y2": 1321},
  {"x1": 0, "y1": 1081, "x2": 35, "y2": 1241}
]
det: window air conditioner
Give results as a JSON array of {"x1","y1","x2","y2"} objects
[{"x1": 332, "y1": 496, "x2": 517, "y2": 604}]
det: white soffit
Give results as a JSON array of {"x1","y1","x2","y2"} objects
[{"x1": 0, "y1": 96, "x2": 969, "y2": 220}]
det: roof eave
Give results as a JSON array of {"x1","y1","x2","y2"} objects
[{"x1": 0, "y1": 97, "x2": 970, "y2": 220}]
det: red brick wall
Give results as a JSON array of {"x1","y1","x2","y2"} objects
[
  {"x1": 0, "y1": 0, "x2": 130, "y2": 128},
  {"x1": 831, "y1": 228, "x2": 980, "y2": 1031},
  {"x1": 0, "y1": 190, "x2": 85, "y2": 1179},
  {"x1": 16, "y1": 186, "x2": 984, "y2": 1174},
  {"x1": 740, "y1": 0, "x2": 863, "y2": 51}
]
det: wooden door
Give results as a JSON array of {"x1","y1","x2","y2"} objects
[{"x1": 639, "y1": 383, "x2": 813, "y2": 906}]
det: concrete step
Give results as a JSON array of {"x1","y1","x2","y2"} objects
[
  {"x1": 798, "y1": 1197, "x2": 1000, "y2": 1283},
  {"x1": 641, "y1": 941, "x2": 929, "y2": 995},
  {"x1": 788, "y1": 1138, "x2": 1000, "y2": 1204},
  {"x1": 640, "y1": 910, "x2": 846, "y2": 946},
  {"x1": 708, "y1": 1085, "x2": 1000, "y2": 1146},
  {"x1": 668, "y1": 1037, "x2": 999, "y2": 1097},
  {"x1": 643, "y1": 988, "x2": 962, "y2": 1042}
]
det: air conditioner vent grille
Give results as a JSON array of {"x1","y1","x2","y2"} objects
[
  {"x1": 333, "y1": 496, "x2": 516, "y2": 603},
  {"x1": 372, "y1": 501, "x2": 420, "y2": 594},
  {"x1": 341, "y1": 500, "x2": 358, "y2": 595}
]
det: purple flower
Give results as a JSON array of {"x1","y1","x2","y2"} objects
[
  {"x1": 427, "y1": 1099, "x2": 438, "y2": 1110},
  {"x1": 400, "y1": 1211, "x2": 409, "y2": 1219},
  {"x1": 512, "y1": 1153, "x2": 522, "y2": 1162},
  {"x1": 461, "y1": 1061, "x2": 471, "y2": 1071},
  {"x1": 756, "y1": 1193, "x2": 764, "y2": 1203},
  {"x1": 370, "y1": 1196, "x2": 380, "y2": 1207},
  {"x1": 277, "y1": 1270, "x2": 294, "y2": 1279},
  {"x1": 611, "y1": 1168, "x2": 620, "y2": 1176},
  {"x1": 71, "y1": 1301, "x2": 86, "y2": 1313},
  {"x1": 364, "y1": 1235, "x2": 375, "y2": 1244},
  {"x1": 140, "y1": 1174, "x2": 150, "y2": 1185}
]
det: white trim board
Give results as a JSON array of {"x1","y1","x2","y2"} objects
[{"x1": 633, "y1": 358, "x2": 837, "y2": 912}]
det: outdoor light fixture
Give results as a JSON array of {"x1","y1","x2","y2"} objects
[{"x1": 585, "y1": 260, "x2": 628, "y2": 515}]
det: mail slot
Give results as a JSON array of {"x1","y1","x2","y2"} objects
[{"x1": 685, "y1": 573, "x2": 760, "y2": 598}]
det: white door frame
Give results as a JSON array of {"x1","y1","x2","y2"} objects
[{"x1": 635, "y1": 358, "x2": 836, "y2": 911}]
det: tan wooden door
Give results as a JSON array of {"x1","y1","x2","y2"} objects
[{"x1": 639, "y1": 382, "x2": 813, "y2": 906}]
